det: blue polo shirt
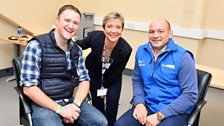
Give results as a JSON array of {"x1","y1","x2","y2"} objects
[{"x1": 133, "y1": 38, "x2": 198, "y2": 118}]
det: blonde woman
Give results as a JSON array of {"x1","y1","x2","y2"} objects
[{"x1": 77, "y1": 12, "x2": 132, "y2": 126}]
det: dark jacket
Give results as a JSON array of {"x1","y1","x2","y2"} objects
[
  {"x1": 76, "y1": 31, "x2": 132, "y2": 88},
  {"x1": 33, "y1": 29, "x2": 79, "y2": 100}
]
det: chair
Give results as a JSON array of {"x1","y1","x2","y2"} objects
[
  {"x1": 187, "y1": 69, "x2": 212, "y2": 126},
  {"x1": 12, "y1": 57, "x2": 92, "y2": 126},
  {"x1": 12, "y1": 57, "x2": 32, "y2": 126},
  {"x1": 129, "y1": 69, "x2": 212, "y2": 126}
]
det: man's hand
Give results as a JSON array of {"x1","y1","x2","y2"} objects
[
  {"x1": 145, "y1": 114, "x2": 160, "y2": 126},
  {"x1": 133, "y1": 103, "x2": 148, "y2": 125},
  {"x1": 60, "y1": 104, "x2": 81, "y2": 124}
]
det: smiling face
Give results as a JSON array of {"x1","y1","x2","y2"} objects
[
  {"x1": 103, "y1": 18, "x2": 123, "y2": 43},
  {"x1": 148, "y1": 20, "x2": 173, "y2": 51},
  {"x1": 55, "y1": 9, "x2": 80, "y2": 41}
]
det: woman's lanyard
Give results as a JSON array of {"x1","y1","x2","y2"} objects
[
  {"x1": 97, "y1": 45, "x2": 113, "y2": 100},
  {"x1": 101, "y1": 45, "x2": 113, "y2": 87}
]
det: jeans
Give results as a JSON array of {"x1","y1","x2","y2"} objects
[
  {"x1": 115, "y1": 107, "x2": 189, "y2": 126},
  {"x1": 31, "y1": 99, "x2": 108, "y2": 126},
  {"x1": 90, "y1": 76, "x2": 122, "y2": 126}
]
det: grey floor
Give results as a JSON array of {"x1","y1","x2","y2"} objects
[{"x1": 0, "y1": 75, "x2": 224, "y2": 126}]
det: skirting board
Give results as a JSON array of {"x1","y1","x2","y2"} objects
[
  {"x1": 0, "y1": 67, "x2": 13, "y2": 78},
  {"x1": 122, "y1": 68, "x2": 133, "y2": 76}
]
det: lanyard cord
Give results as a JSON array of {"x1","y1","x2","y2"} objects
[{"x1": 101, "y1": 45, "x2": 112, "y2": 87}]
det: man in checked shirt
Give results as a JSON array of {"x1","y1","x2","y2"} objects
[{"x1": 20, "y1": 4, "x2": 107, "y2": 126}]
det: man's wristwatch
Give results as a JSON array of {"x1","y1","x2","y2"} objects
[{"x1": 156, "y1": 112, "x2": 165, "y2": 121}]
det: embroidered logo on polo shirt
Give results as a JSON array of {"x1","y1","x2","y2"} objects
[
  {"x1": 161, "y1": 64, "x2": 175, "y2": 69},
  {"x1": 138, "y1": 60, "x2": 145, "y2": 66}
]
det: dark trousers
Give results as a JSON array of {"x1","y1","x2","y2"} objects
[
  {"x1": 115, "y1": 107, "x2": 190, "y2": 126},
  {"x1": 90, "y1": 76, "x2": 122, "y2": 126}
]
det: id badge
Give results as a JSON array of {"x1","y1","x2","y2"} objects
[{"x1": 97, "y1": 88, "x2": 108, "y2": 96}]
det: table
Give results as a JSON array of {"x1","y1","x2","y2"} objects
[
  {"x1": 196, "y1": 64, "x2": 224, "y2": 89},
  {"x1": 0, "y1": 38, "x2": 27, "y2": 46},
  {"x1": 0, "y1": 37, "x2": 27, "y2": 58},
  {"x1": 0, "y1": 38, "x2": 27, "y2": 81}
]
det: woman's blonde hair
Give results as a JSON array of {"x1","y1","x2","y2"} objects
[{"x1": 102, "y1": 12, "x2": 125, "y2": 29}]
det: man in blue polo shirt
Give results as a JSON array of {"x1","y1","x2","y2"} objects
[{"x1": 115, "y1": 19, "x2": 198, "y2": 126}]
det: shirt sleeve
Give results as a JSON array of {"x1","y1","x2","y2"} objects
[
  {"x1": 76, "y1": 46, "x2": 90, "y2": 82},
  {"x1": 20, "y1": 40, "x2": 42, "y2": 87},
  {"x1": 160, "y1": 52, "x2": 198, "y2": 118},
  {"x1": 132, "y1": 58, "x2": 146, "y2": 105}
]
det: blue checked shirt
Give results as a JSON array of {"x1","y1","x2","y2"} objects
[{"x1": 20, "y1": 40, "x2": 90, "y2": 87}]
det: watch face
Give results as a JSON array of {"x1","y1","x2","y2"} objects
[{"x1": 157, "y1": 112, "x2": 164, "y2": 121}]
